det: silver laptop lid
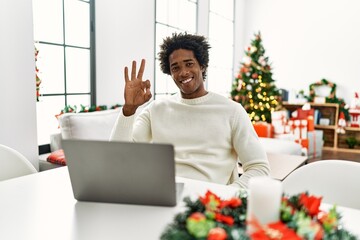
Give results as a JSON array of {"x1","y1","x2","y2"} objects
[{"x1": 62, "y1": 139, "x2": 177, "y2": 207}]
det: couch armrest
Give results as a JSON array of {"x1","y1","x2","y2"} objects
[{"x1": 50, "y1": 133, "x2": 62, "y2": 152}]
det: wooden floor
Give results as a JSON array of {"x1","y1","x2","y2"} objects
[{"x1": 308, "y1": 149, "x2": 360, "y2": 163}]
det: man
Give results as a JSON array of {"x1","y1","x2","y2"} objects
[{"x1": 110, "y1": 32, "x2": 269, "y2": 188}]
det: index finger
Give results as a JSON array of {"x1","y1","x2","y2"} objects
[{"x1": 137, "y1": 59, "x2": 146, "y2": 80}]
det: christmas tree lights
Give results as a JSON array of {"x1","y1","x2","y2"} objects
[{"x1": 231, "y1": 32, "x2": 282, "y2": 123}]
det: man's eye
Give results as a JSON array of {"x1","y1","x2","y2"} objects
[
  {"x1": 171, "y1": 67, "x2": 179, "y2": 72},
  {"x1": 186, "y1": 62, "x2": 194, "y2": 67}
]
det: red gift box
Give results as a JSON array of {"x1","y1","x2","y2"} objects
[
  {"x1": 297, "y1": 108, "x2": 314, "y2": 119},
  {"x1": 295, "y1": 138, "x2": 309, "y2": 149},
  {"x1": 253, "y1": 122, "x2": 274, "y2": 138},
  {"x1": 294, "y1": 108, "x2": 315, "y2": 131}
]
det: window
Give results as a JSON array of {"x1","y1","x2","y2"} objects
[
  {"x1": 32, "y1": 0, "x2": 95, "y2": 151},
  {"x1": 154, "y1": 0, "x2": 235, "y2": 99},
  {"x1": 155, "y1": 0, "x2": 198, "y2": 99},
  {"x1": 207, "y1": 0, "x2": 235, "y2": 97}
]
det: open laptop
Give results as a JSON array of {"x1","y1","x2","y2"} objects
[{"x1": 62, "y1": 139, "x2": 184, "y2": 207}]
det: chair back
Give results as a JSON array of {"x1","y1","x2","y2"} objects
[
  {"x1": 283, "y1": 160, "x2": 360, "y2": 209},
  {"x1": 0, "y1": 144, "x2": 37, "y2": 181}
]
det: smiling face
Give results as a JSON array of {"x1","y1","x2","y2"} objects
[{"x1": 169, "y1": 49, "x2": 207, "y2": 99}]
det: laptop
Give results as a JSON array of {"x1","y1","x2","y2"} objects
[{"x1": 62, "y1": 139, "x2": 184, "y2": 207}]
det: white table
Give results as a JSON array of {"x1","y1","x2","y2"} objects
[
  {"x1": 0, "y1": 167, "x2": 359, "y2": 240},
  {"x1": 238, "y1": 152, "x2": 308, "y2": 181}
]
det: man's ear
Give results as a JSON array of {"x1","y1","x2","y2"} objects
[{"x1": 201, "y1": 66, "x2": 206, "y2": 72}]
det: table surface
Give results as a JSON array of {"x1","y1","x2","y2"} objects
[
  {"x1": 0, "y1": 167, "x2": 358, "y2": 240},
  {"x1": 238, "y1": 152, "x2": 308, "y2": 181}
]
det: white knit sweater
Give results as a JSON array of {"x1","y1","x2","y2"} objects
[{"x1": 110, "y1": 92, "x2": 270, "y2": 189}]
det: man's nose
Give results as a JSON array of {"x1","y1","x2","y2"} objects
[{"x1": 179, "y1": 68, "x2": 189, "y2": 77}]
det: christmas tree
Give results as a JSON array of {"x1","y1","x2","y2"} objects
[{"x1": 231, "y1": 32, "x2": 282, "y2": 123}]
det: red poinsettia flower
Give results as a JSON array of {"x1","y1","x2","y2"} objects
[
  {"x1": 215, "y1": 213, "x2": 234, "y2": 226},
  {"x1": 200, "y1": 190, "x2": 222, "y2": 211},
  {"x1": 299, "y1": 193, "x2": 322, "y2": 217},
  {"x1": 251, "y1": 221, "x2": 302, "y2": 240},
  {"x1": 207, "y1": 227, "x2": 227, "y2": 240},
  {"x1": 220, "y1": 197, "x2": 242, "y2": 208}
]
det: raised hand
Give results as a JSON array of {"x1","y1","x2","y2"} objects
[{"x1": 122, "y1": 59, "x2": 152, "y2": 116}]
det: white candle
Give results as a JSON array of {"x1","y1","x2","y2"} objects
[{"x1": 246, "y1": 176, "x2": 282, "y2": 233}]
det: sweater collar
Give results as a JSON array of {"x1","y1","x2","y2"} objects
[{"x1": 177, "y1": 91, "x2": 213, "y2": 105}]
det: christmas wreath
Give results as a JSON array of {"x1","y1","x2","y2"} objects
[
  {"x1": 307, "y1": 78, "x2": 336, "y2": 102},
  {"x1": 35, "y1": 46, "x2": 42, "y2": 101},
  {"x1": 160, "y1": 190, "x2": 357, "y2": 240},
  {"x1": 307, "y1": 79, "x2": 350, "y2": 121}
]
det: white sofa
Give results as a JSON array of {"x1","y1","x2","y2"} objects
[
  {"x1": 40, "y1": 108, "x2": 302, "y2": 170},
  {"x1": 57, "y1": 108, "x2": 121, "y2": 142},
  {"x1": 39, "y1": 108, "x2": 121, "y2": 171}
]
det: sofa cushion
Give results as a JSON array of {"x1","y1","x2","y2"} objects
[{"x1": 58, "y1": 108, "x2": 120, "y2": 140}]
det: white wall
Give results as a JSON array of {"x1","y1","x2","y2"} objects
[
  {"x1": 0, "y1": 0, "x2": 39, "y2": 169},
  {"x1": 242, "y1": 0, "x2": 360, "y2": 104},
  {"x1": 234, "y1": 0, "x2": 246, "y2": 75},
  {"x1": 96, "y1": 0, "x2": 360, "y2": 106},
  {"x1": 95, "y1": 0, "x2": 155, "y2": 106}
]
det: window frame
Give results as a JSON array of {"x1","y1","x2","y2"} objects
[{"x1": 35, "y1": 0, "x2": 96, "y2": 154}]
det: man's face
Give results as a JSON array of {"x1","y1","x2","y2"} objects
[{"x1": 169, "y1": 49, "x2": 207, "y2": 99}]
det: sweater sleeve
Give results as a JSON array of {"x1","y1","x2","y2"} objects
[
  {"x1": 109, "y1": 107, "x2": 152, "y2": 142},
  {"x1": 230, "y1": 107, "x2": 270, "y2": 189},
  {"x1": 109, "y1": 110, "x2": 136, "y2": 141}
]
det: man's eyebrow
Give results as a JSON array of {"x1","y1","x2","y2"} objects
[
  {"x1": 183, "y1": 59, "x2": 194, "y2": 63},
  {"x1": 170, "y1": 62, "x2": 178, "y2": 67},
  {"x1": 170, "y1": 58, "x2": 194, "y2": 67}
]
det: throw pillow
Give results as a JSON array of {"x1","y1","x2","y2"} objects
[{"x1": 47, "y1": 149, "x2": 67, "y2": 166}]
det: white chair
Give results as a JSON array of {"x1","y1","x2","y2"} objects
[
  {"x1": 282, "y1": 160, "x2": 360, "y2": 209},
  {"x1": 0, "y1": 144, "x2": 37, "y2": 181}
]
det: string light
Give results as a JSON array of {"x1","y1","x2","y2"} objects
[{"x1": 230, "y1": 34, "x2": 282, "y2": 124}]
